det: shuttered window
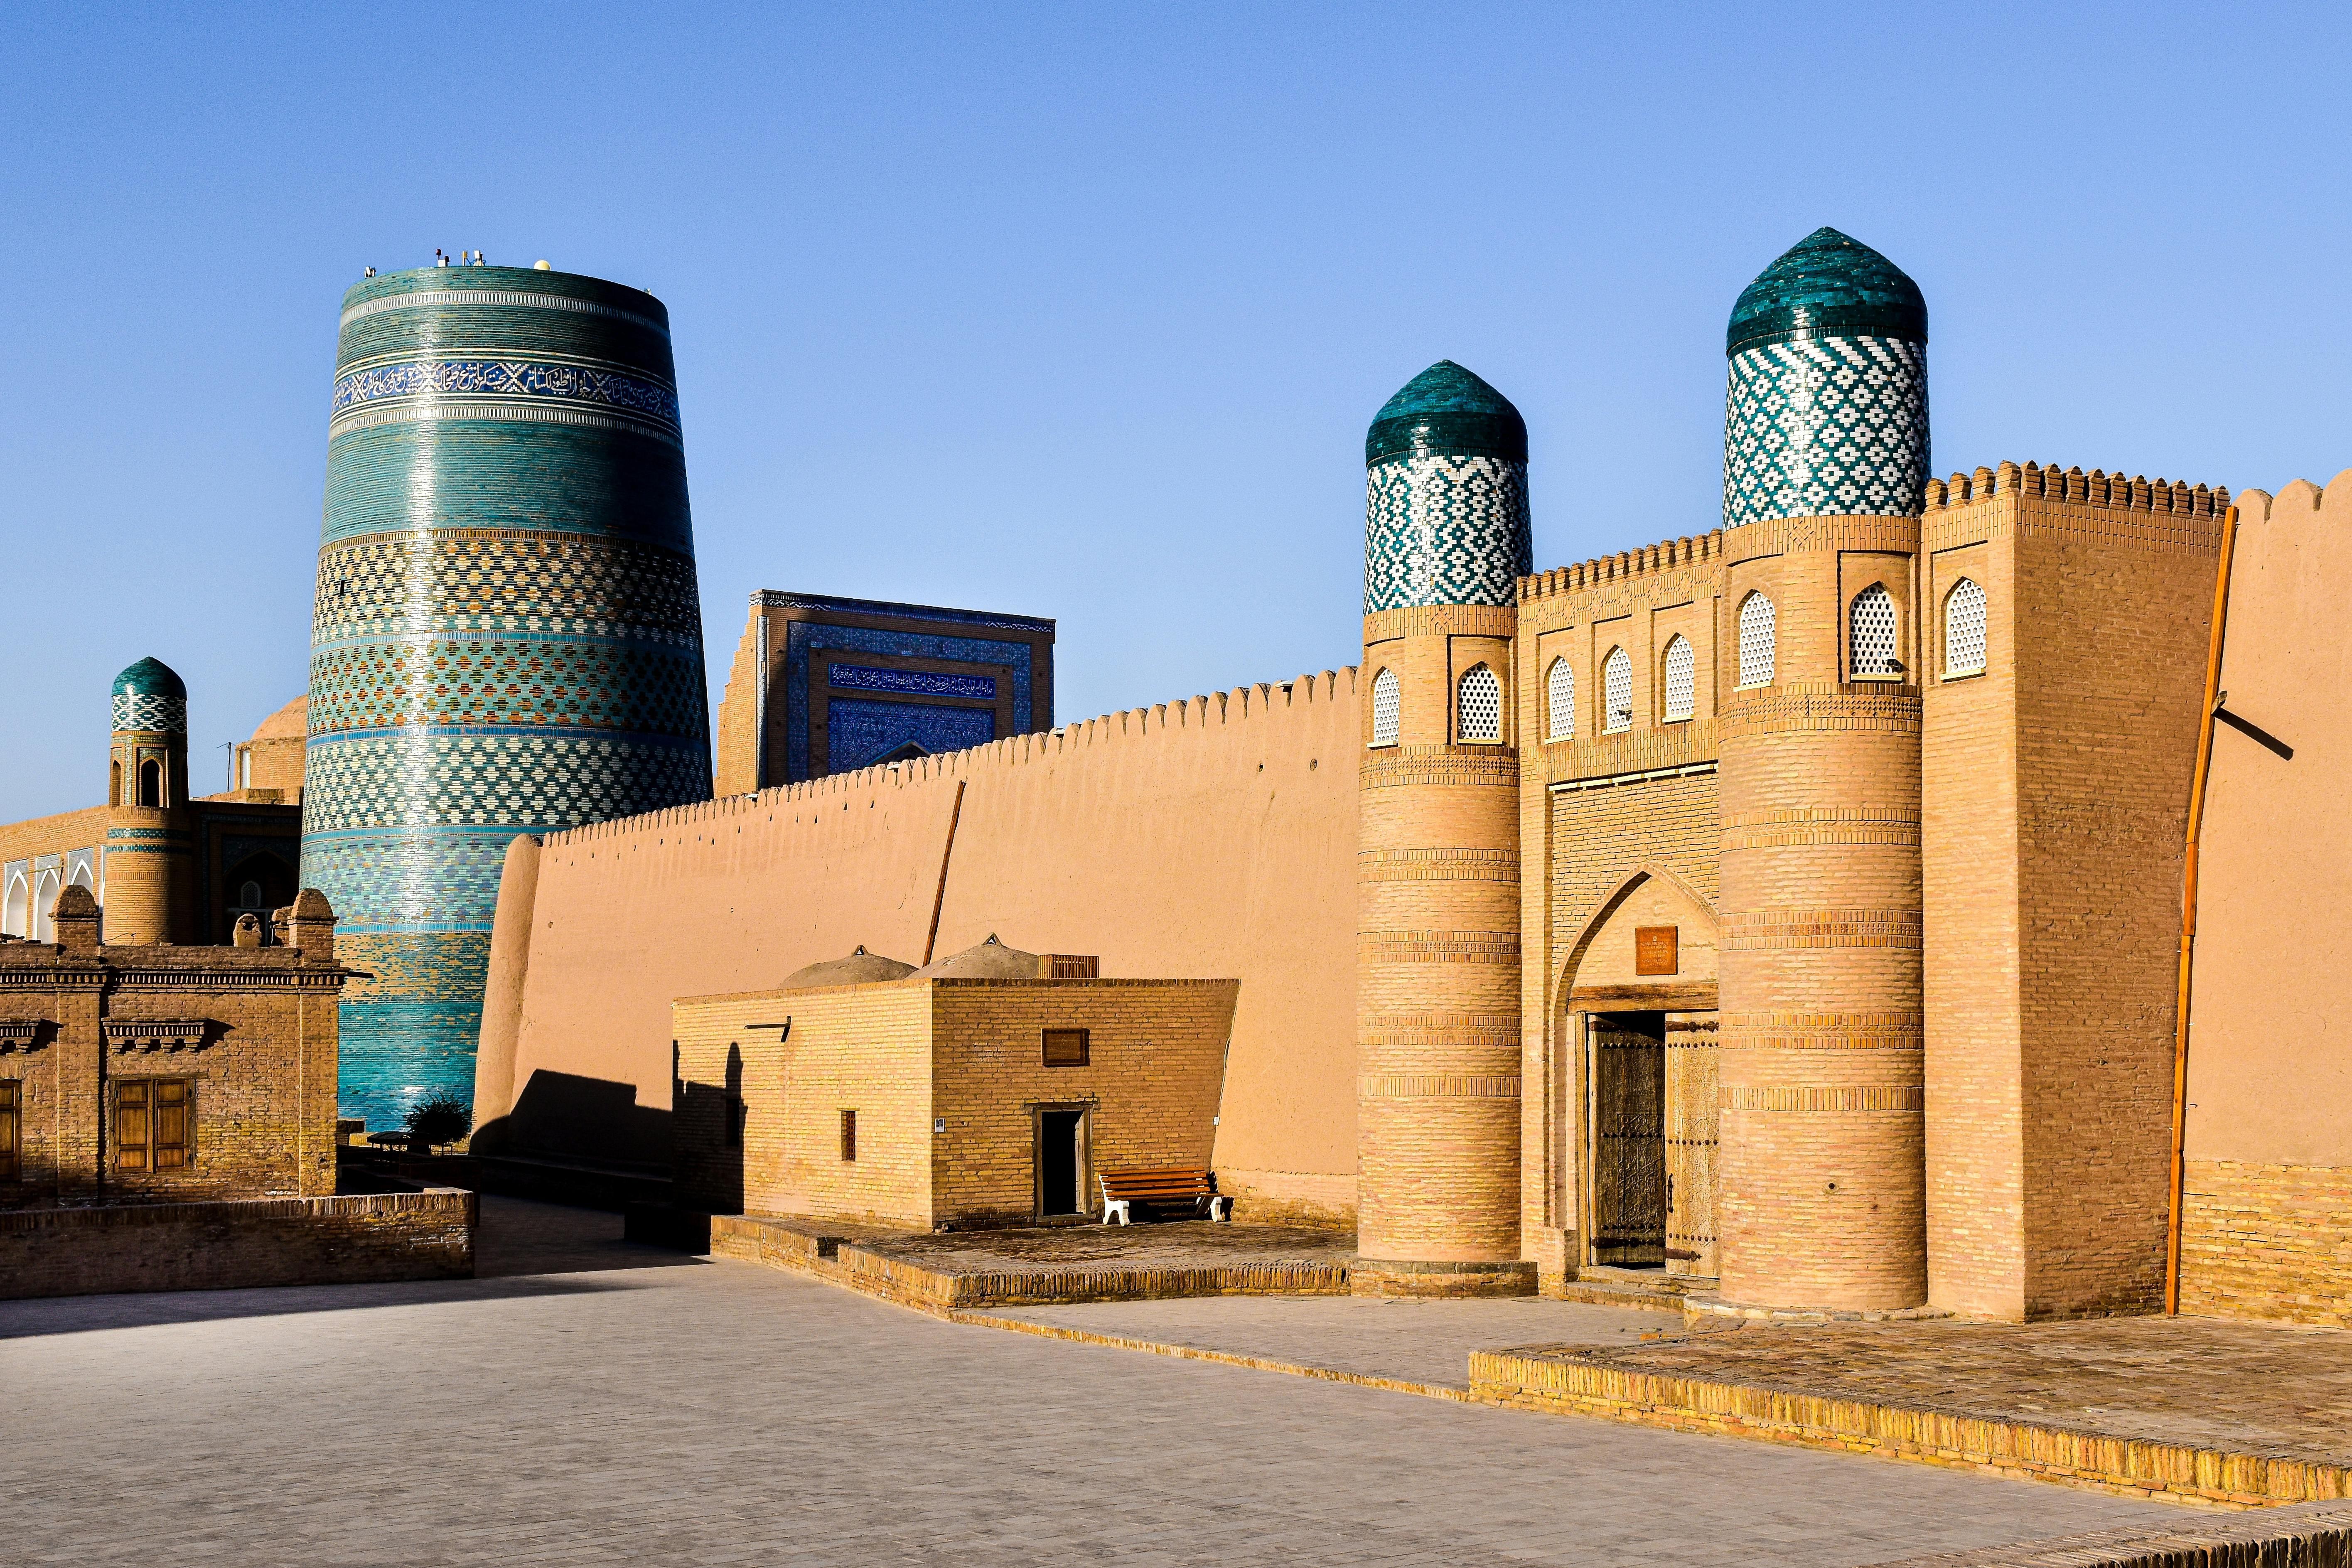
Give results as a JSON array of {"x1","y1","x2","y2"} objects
[
  {"x1": 0, "y1": 1080, "x2": 18, "y2": 1181},
  {"x1": 1043, "y1": 1028, "x2": 1090, "y2": 1067},
  {"x1": 840, "y1": 1108, "x2": 857, "y2": 1162},
  {"x1": 115, "y1": 1078, "x2": 192, "y2": 1172}
]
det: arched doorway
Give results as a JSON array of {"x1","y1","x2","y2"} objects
[{"x1": 222, "y1": 850, "x2": 295, "y2": 943}]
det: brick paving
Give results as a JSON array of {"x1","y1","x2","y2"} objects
[
  {"x1": 0, "y1": 1198, "x2": 2181, "y2": 1566},
  {"x1": 859, "y1": 1217, "x2": 1354, "y2": 1271},
  {"x1": 984, "y1": 1293, "x2": 1687, "y2": 1389},
  {"x1": 1518, "y1": 1317, "x2": 2352, "y2": 1465}
]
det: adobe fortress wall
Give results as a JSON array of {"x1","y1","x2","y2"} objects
[{"x1": 475, "y1": 668, "x2": 1362, "y2": 1221}]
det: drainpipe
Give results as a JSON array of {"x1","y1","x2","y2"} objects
[{"x1": 2166, "y1": 505, "x2": 2238, "y2": 1315}]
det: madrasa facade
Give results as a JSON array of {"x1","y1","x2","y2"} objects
[{"x1": 471, "y1": 226, "x2": 2345, "y2": 1327}]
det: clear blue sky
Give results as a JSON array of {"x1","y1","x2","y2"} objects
[{"x1": 3, "y1": 3, "x2": 2347, "y2": 822}]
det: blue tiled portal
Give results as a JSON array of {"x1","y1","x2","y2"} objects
[{"x1": 826, "y1": 699, "x2": 999, "y2": 772}]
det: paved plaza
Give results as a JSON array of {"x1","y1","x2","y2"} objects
[{"x1": 2, "y1": 1199, "x2": 2186, "y2": 1566}]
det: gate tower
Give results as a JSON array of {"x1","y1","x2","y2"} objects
[
  {"x1": 1715, "y1": 228, "x2": 1930, "y2": 1310},
  {"x1": 1355, "y1": 361, "x2": 1534, "y2": 1296},
  {"x1": 305, "y1": 263, "x2": 711, "y2": 1132}
]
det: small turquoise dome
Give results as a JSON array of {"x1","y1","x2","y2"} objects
[
  {"x1": 112, "y1": 657, "x2": 186, "y2": 701},
  {"x1": 1365, "y1": 361, "x2": 1527, "y2": 467},
  {"x1": 1727, "y1": 228, "x2": 1926, "y2": 357}
]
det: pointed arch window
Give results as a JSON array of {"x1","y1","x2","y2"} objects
[
  {"x1": 1602, "y1": 647, "x2": 1632, "y2": 734},
  {"x1": 1457, "y1": 664, "x2": 1501, "y2": 743},
  {"x1": 1545, "y1": 657, "x2": 1574, "y2": 741},
  {"x1": 1369, "y1": 668, "x2": 1400, "y2": 747},
  {"x1": 1944, "y1": 578, "x2": 1987, "y2": 676},
  {"x1": 1661, "y1": 635, "x2": 1695, "y2": 722},
  {"x1": 137, "y1": 759, "x2": 163, "y2": 808},
  {"x1": 1851, "y1": 583, "x2": 1900, "y2": 678},
  {"x1": 1737, "y1": 592, "x2": 1775, "y2": 688}
]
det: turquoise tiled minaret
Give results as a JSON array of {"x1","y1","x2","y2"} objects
[
  {"x1": 305, "y1": 263, "x2": 711, "y2": 1131},
  {"x1": 1364, "y1": 361, "x2": 1532, "y2": 611},
  {"x1": 1723, "y1": 228, "x2": 1929, "y2": 526}
]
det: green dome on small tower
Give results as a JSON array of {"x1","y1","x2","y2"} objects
[
  {"x1": 1365, "y1": 361, "x2": 1528, "y2": 467},
  {"x1": 1726, "y1": 228, "x2": 1927, "y2": 357},
  {"x1": 111, "y1": 657, "x2": 186, "y2": 702}
]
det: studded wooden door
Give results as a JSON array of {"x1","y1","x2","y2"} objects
[
  {"x1": 1664, "y1": 1011, "x2": 1720, "y2": 1277},
  {"x1": 1590, "y1": 1013, "x2": 1665, "y2": 1265}
]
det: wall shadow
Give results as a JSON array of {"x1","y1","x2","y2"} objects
[
  {"x1": 671, "y1": 1042, "x2": 746, "y2": 1217},
  {"x1": 481, "y1": 1069, "x2": 673, "y2": 1168}
]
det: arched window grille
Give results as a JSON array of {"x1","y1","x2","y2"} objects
[
  {"x1": 1737, "y1": 592, "x2": 1776, "y2": 687},
  {"x1": 1851, "y1": 583, "x2": 1900, "y2": 678},
  {"x1": 1369, "y1": 668, "x2": 1400, "y2": 747},
  {"x1": 1602, "y1": 647, "x2": 1632, "y2": 734},
  {"x1": 2, "y1": 875, "x2": 27, "y2": 939},
  {"x1": 239, "y1": 880, "x2": 263, "y2": 908},
  {"x1": 1545, "y1": 658, "x2": 1574, "y2": 740},
  {"x1": 138, "y1": 759, "x2": 163, "y2": 808},
  {"x1": 1457, "y1": 664, "x2": 1501, "y2": 742},
  {"x1": 1944, "y1": 578, "x2": 1987, "y2": 676},
  {"x1": 33, "y1": 870, "x2": 60, "y2": 943},
  {"x1": 1662, "y1": 635, "x2": 1695, "y2": 721}
]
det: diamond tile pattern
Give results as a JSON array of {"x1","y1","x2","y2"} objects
[
  {"x1": 304, "y1": 731, "x2": 711, "y2": 834},
  {"x1": 110, "y1": 691, "x2": 187, "y2": 735},
  {"x1": 1365, "y1": 455, "x2": 1531, "y2": 612},
  {"x1": 315, "y1": 534, "x2": 702, "y2": 646},
  {"x1": 1723, "y1": 335, "x2": 1927, "y2": 527}
]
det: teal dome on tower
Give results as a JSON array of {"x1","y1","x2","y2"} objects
[
  {"x1": 1722, "y1": 228, "x2": 1929, "y2": 528},
  {"x1": 1363, "y1": 361, "x2": 1532, "y2": 612},
  {"x1": 111, "y1": 657, "x2": 187, "y2": 734}
]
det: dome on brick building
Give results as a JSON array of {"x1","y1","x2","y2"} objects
[
  {"x1": 1364, "y1": 360, "x2": 1527, "y2": 466},
  {"x1": 248, "y1": 694, "x2": 307, "y2": 744},
  {"x1": 111, "y1": 656, "x2": 187, "y2": 735},
  {"x1": 911, "y1": 933, "x2": 1039, "y2": 980},
  {"x1": 1727, "y1": 227, "x2": 1927, "y2": 356},
  {"x1": 781, "y1": 946, "x2": 917, "y2": 989}
]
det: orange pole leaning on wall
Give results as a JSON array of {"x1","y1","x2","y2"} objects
[
  {"x1": 923, "y1": 779, "x2": 967, "y2": 966},
  {"x1": 2166, "y1": 504, "x2": 2239, "y2": 1315}
]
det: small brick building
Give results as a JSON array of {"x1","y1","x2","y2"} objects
[
  {"x1": 0, "y1": 886, "x2": 349, "y2": 1206},
  {"x1": 673, "y1": 936, "x2": 1236, "y2": 1229}
]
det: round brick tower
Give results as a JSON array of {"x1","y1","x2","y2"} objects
[
  {"x1": 1354, "y1": 361, "x2": 1533, "y2": 1297},
  {"x1": 305, "y1": 261, "x2": 711, "y2": 1132},
  {"x1": 1715, "y1": 229, "x2": 1930, "y2": 1310},
  {"x1": 104, "y1": 656, "x2": 193, "y2": 945}
]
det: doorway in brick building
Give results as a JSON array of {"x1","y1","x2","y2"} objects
[
  {"x1": 1589, "y1": 1012, "x2": 1667, "y2": 1265},
  {"x1": 1032, "y1": 1105, "x2": 1092, "y2": 1220}
]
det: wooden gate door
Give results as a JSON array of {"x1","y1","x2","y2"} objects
[
  {"x1": 1664, "y1": 1010, "x2": 1719, "y2": 1277},
  {"x1": 1590, "y1": 1012, "x2": 1665, "y2": 1265}
]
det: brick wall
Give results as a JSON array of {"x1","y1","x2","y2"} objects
[
  {"x1": 0, "y1": 1187, "x2": 474, "y2": 1300},
  {"x1": 2175, "y1": 1159, "x2": 2352, "y2": 1328}
]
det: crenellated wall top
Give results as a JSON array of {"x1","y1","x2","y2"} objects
[
  {"x1": 1519, "y1": 533, "x2": 1725, "y2": 603},
  {"x1": 1924, "y1": 461, "x2": 2228, "y2": 517}
]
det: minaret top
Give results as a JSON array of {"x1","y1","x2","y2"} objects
[
  {"x1": 1366, "y1": 361, "x2": 1528, "y2": 467},
  {"x1": 111, "y1": 657, "x2": 187, "y2": 735},
  {"x1": 1727, "y1": 228, "x2": 1926, "y2": 357}
]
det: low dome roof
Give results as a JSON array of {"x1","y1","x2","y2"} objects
[
  {"x1": 1365, "y1": 361, "x2": 1526, "y2": 467},
  {"x1": 780, "y1": 946, "x2": 916, "y2": 989},
  {"x1": 1727, "y1": 227, "x2": 1926, "y2": 356},
  {"x1": 112, "y1": 656, "x2": 186, "y2": 700},
  {"x1": 250, "y1": 694, "x2": 307, "y2": 744},
  {"x1": 911, "y1": 933, "x2": 1039, "y2": 980}
]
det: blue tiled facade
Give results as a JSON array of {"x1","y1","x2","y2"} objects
[
  {"x1": 747, "y1": 593, "x2": 1054, "y2": 784},
  {"x1": 305, "y1": 265, "x2": 711, "y2": 1132},
  {"x1": 1723, "y1": 228, "x2": 1929, "y2": 527},
  {"x1": 1363, "y1": 361, "x2": 1532, "y2": 612}
]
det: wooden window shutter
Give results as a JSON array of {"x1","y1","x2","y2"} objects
[
  {"x1": 116, "y1": 1079, "x2": 150, "y2": 1171},
  {"x1": 0, "y1": 1079, "x2": 18, "y2": 1181},
  {"x1": 1042, "y1": 1028, "x2": 1089, "y2": 1067},
  {"x1": 155, "y1": 1079, "x2": 191, "y2": 1169},
  {"x1": 840, "y1": 1108, "x2": 857, "y2": 1162}
]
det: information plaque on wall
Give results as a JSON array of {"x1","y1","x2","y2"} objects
[{"x1": 1635, "y1": 925, "x2": 1679, "y2": 976}]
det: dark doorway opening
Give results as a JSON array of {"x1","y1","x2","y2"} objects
[
  {"x1": 1590, "y1": 1010, "x2": 1666, "y2": 1267},
  {"x1": 1035, "y1": 1107, "x2": 1086, "y2": 1218}
]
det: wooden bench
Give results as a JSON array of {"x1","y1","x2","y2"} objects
[{"x1": 1098, "y1": 1167, "x2": 1230, "y2": 1224}]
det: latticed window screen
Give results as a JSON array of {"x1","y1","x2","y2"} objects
[
  {"x1": 1370, "y1": 668, "x2": 1400, "y2": 747},
  {"x1": 1851, "y1": 583, "x2": 1900, "y2": 678},
  {"x1": 1945, "y1": 578, "x2": 1987, "y2": 675},
  {"x1": 1457, "y1": 665, "x2": 1502, "y2": 742},
  {"x1": 1738, "y1": 593, "x2": 1776, "y2": 687},
  {"x1": 1662, "y1": 636, "x2": 1695, "y2": 721},
  {"x1": 1603, "y1": 647, "x2": 1632, "y2": 733},
  {"x1": 1545, "y1": 658, "x2": 1574, "y2": 740}
]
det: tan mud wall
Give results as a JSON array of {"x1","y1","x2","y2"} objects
[
  {"x1": 483, "y1": 671, "x2": 1359, "y2": 1218},
  {"x1": 2180, "y1": 474, "x2": 2352, "y2": 1322}
]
